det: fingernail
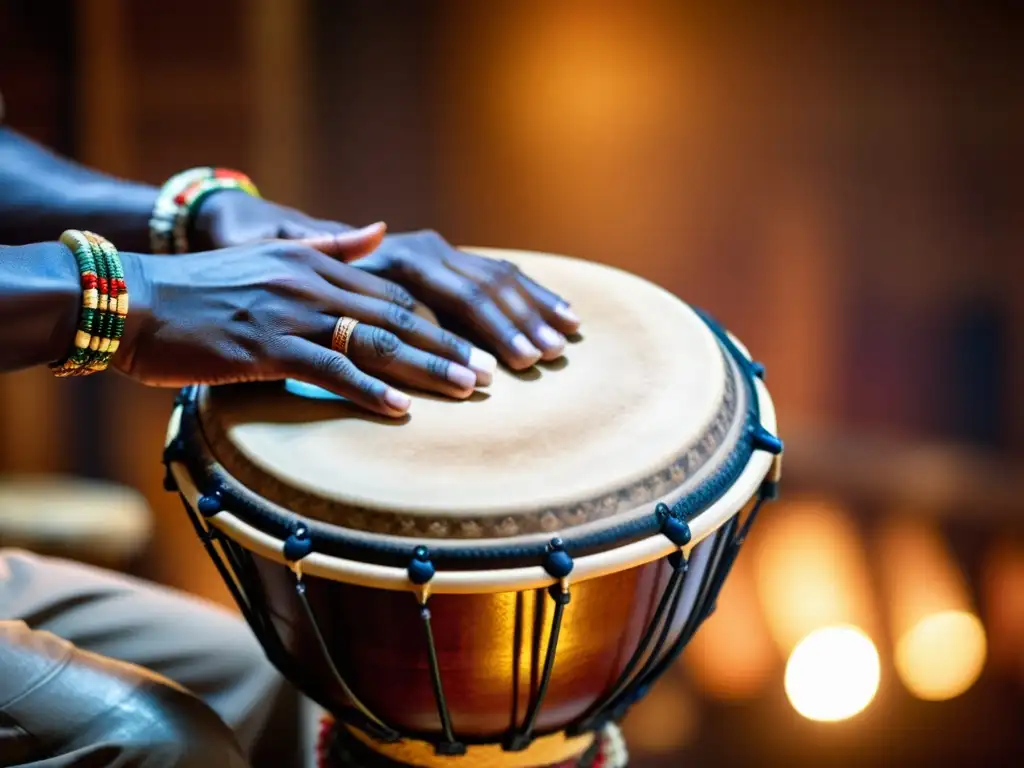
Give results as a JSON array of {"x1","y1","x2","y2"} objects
[
  {"x1": 468, "y1": 347, "x2": 497, "y2": 386},
  {"x1": 555, "y1": 303, "x2": 580, "y2": 325},
  {"x1": 511, "y1": 333, "x2": 542, "y2": 361},
  {"x1": 447, "y1": 363, "x2": 477, "y2": 391},
  {"x1": 335, "y1": 222, "x2": 386, "y2": 243},
  {"x1": 384, "y1": 388, "x2": 412, "y2": 412},
  {"x1": 536, "y1": 325, "x2": 565, "y2": 352},
  {"x1": 352, "y1": 221, "x2": 386, "y2": 237}
]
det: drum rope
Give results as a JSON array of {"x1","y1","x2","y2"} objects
[
  {"x1": 573, "y1": 554, "x2": 687, "y2": 732},
  {"x1": 182, "y1": 482, "x2": 393, "y2": 741},
  {"x1": 611, "y1": 516, "x2": 739, "y2": 717},
  {"x1": 288, "y1": 526, "x2": 403, "y2": 743},
  {"x1": 417, "y1": 599, "x2": 462, "y2": 753},
  {"x1": 571, "y1": 505, "x2": 693, "y2": 733},
  {"x1": 181, "y1": 490, "x2": 261, "y2": 633},
  {"x1": 507, "y1": 582, "x2": 572, "y2": 750},
  {"x1": 406, "y1": 546, "x2": 465, "y2": 755},
  {"x1": 503, "y1": 538, "x2": 577, "y2": 750},
  {"x1": 610, "y1": 486, "x2": 772, "y2": 720}
]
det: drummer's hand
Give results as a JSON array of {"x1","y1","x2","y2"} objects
[
  {"x1": 191, "y1": 191, "x2": 379, "y2": 260},
  {"x1": 192, "y1": 193, "x2": 580, "y2": 370},
  {"x1": 350, "y1": 231, "x2": 581, "y2": 370},
  {"x1": 114, "y1": 228, "x2": 496, "y2": 418}
]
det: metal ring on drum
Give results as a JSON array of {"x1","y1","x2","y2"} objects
[{"x1": 161, "y1": 249, "x2": 783, "y2": 768}]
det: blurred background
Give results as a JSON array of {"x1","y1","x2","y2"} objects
[{"x1": 1, "y1": 1, "x2": 1023, "y2": 765}]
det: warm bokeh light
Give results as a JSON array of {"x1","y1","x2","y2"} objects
[
  {"x1": 753, "y1": 498, "x2": 878, "y2": 654},
  {"x1": 982, "y1": 539, "x2": 1024, "y2": 678},
  {"x1": 685, "y1": 536, "x2": 777, "y2": 700},
  {"x1": 784, "y1": 625, "x2": 881, "y2": 723},
  {"x1": 878, "y1": 517, "x2": 987, "y2": 701},
  {"x1": 895, "y1": 610, "x2": 987, "y2": 701},
  {"x1": 621, "y1": 675, "x2": 698, "y2": 755}
]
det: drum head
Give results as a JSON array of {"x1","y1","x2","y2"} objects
[{"x1": 197, "y1": 249, "x2": 745, "y2": 544}]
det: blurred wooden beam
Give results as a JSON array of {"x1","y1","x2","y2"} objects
[
  {"x1": 75, "y1": 0, "x2": 134, "y2": 176},
  {"x1": 246, "y1": 0, "x2": 310, "y2": 209},
  {"x1": 784, "y1": 426, "x2": 1024, "y2": 522}
]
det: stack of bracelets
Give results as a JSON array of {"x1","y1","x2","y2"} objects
[
  {"x1": 51, "y1": 230, "x2": 129, "y2": 377},
  {"x1": 316, "y1": 718, "x2": 628, "y2": 768},
  {"x1": 51, "y1": 168, "x2": 259, "y2": 378},
  {"x1": 149, "y1": 166, "x2": 260, "y2": 255}
]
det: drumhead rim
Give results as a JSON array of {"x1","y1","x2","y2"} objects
[
  {"x1": 164, "y1": 311, "x2": 779, "y2": 590},
  {"x1": 172, "y1": 342, "x2": 744, "y2": 568},
  {"x1": 166, "y1": 373, "x2": 774, "y2": 594}
]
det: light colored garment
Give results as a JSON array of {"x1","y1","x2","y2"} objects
[{"x1": 0, "y1": 549, "x2": 299, "y2": 767}]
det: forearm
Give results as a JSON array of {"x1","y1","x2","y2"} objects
[
  {"x1": 0, "y1": 242, "x2": 80, "y2": 371},
  {"x1": 0, "y1": 127, "x2": 157, "y2": 252}
]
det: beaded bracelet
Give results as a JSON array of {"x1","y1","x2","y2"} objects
[
  {"x1": 171, "y1": 170, "x2": 260, "y2": 255},
  {"x1": 149, "y1": 167, "x2": 260, "y2": 255},
  {"x1": 51, "y1": 230, "x2": 129, "y2": 377},
  {"x1": 149, "y1": 167, "x2": 214, "y2": 254}
]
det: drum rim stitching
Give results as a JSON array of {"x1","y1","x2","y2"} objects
[{"x1": 165, "y1": 311, "x2": 766, "y2": 571}]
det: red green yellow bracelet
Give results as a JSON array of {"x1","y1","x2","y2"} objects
[
  {"x1": 149, "y1": 167, "x2": 260, "y2": 255},
  {"x1": 51, "y1": 230, "x2": 129, "y2": 377},
  {"x1": 150, "y1": 167, "x2": 211, "y2": 254},
  {"x1": 172, "y1": 170, "x2": 260, "y2": 254}
]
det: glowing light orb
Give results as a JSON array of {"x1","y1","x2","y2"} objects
[
  {"x1": 895, "y1": 610, "x2": 987, "y2": 701},
  {"x1": 784, "y1": 625, "x2": 880, "y2": 722}
]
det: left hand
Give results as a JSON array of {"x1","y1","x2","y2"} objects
[
  {"x1": 193, "y1": 192, "x2": 581, "y2": 370},
  {"x1": 191, "y1": 190, "x2": 367, "y2": 259}
]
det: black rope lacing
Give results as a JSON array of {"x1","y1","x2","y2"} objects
[
  {"x1": 604, "y1": 483, "x2": 773, "y2": 723},
  {"x1": 407, "y1": 546, "x2": 465, "y2": 755},
  {"x1": 284, "y1": 526, "x2": 402, "y2": 744},
  {"x1": 505, "y1": 537, "x2": 575, "y2": 751},
  {"x1": 572, "y1": 505, "x2": 691, "y2": 733},
  {"x1": 180, "y1": 482, "x2": 380, "y2": 740}
]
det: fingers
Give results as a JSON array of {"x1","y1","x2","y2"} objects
[
  {"x1": 296, "y1": 221, "x2": 387, "y2": 260},
  {"x1": 345, "y1": 324, "x2": 477, "y2": 399},
  {"x1": 317, "y1": 291, "x2": 498, "y2": 386},
  {"x1": 281, "y1": 338, "x2": 412, "y2": 419},
  {"x1": 492, "y1": 280, "x2": 566, "y2": 362},
  {"x1": 447, "y1": 258, "x2": 572, "y2": 362},
  {"x1": 390, "y1": 261, "x2": 543, "y2": 371},
  {"x1": 516, "y1": 272, "x2": 581, "y2": 335},
  {"x1": 305, "y1": 250, "x2": 434, "y2": 320}
]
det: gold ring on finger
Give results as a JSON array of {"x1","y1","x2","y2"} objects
[{"x1": 331, "y1": 316, "x2": 360, "y2": 356}]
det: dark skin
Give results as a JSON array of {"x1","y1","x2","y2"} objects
[
  {"x1": 194, "y1": 193, "x2": 580, "y2": 366},
  {"x1": 0, "y1": 127, "x2": 582, "y2": 416}
]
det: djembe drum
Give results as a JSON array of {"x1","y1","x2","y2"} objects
[{"x1": 162, "y1": 249, "x2": 782, "y2": 768}]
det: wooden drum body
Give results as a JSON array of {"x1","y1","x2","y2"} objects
[{"x1": 164, "y1": 250, "x2": 782, "y2": 767}]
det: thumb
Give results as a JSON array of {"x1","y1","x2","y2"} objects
[{"x1": 297, "y1": 221, "x2": 387, "y2": 261}]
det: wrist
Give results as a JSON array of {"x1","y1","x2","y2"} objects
[
  {"x1": 46, "y1": 242, "x2": 83, "y2": 366},
  {"x1": 0, "y1": 242, "x2": 81, "y2": 372},
  {"x1": 150, "y1": 167, "x2": 259, "y2": 254},
  {"x1": 189, "y1": 188, "x2": 252, "y2": 252},
  {"x1": 115, "y1": 250, "x2": 153, "y2": 375},
  {"x1": 60, "y1": 179, "x2": 159, "y2": 254}
]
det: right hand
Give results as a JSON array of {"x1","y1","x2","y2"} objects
[{"x1": 115, "y1": 223, "x2": 496, "y2": 418}]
